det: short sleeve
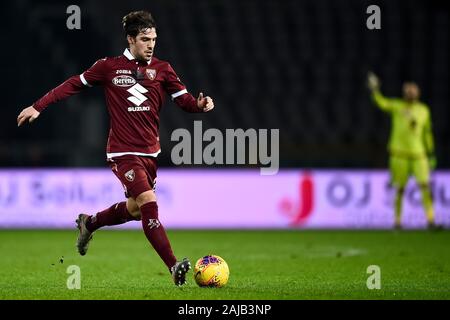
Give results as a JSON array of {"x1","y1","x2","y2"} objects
[{"x1": 80, "y1": 58, "x2": 108, "y2": 87}]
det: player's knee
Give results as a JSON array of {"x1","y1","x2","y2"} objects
[
  {"x1": 127, "y1": 197, "x2": 138, "y2": 211},
  {"x1": 136, "y1": 190, "x2": 157, "y2": 208},
  {"x1": 129, "y1": 209, "x2": 142, "y2": 220}
]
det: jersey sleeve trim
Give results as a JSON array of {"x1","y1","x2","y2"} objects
[
  {"x1": 171, "y1": 89, "x2": 188, "y2": 100},
  {"x1": 80, "y1": 73, "x2": 92, "y2": 87},
  {"x1": 106, "y1": 150, "x2": 161, "y2": 159}
]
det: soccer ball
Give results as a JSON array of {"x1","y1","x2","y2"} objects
[{"x1": 194, "y1": 255, "x2": 229, "y2": 287}]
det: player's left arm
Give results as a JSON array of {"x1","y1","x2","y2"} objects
[
  {"x1": 367, "y1": 72, "x2": 397, "y2": 113},
  {"x1": 164, "y1": 63, "x2": 214, "y2": 113},
  {"x1": 423, "y1": 107, "x2": 436, "y2": 169}
]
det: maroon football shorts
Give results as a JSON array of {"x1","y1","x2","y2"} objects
[{"x1": 108, "y1": 154, "x2": 157, "y2": 199}]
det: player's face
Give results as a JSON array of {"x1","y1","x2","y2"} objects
[
  {"x1": 128, "y1": 27, "x2": 157, "y2": 62},
  {"x1": 403, "y1": 82, "x2": 420, "y2": 102}
]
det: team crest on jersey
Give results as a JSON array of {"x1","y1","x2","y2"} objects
[
  {"x1": 124, "y1": 169, "x2": 135, "y2": 182},
  {"x1": 146, "y1": 69, "x2": 157, "y2": 80}
]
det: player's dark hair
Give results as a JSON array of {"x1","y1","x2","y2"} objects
[{"x1": 122, "y1": 11, "x2": 156, "y2": 37}]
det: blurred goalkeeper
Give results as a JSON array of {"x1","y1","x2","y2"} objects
[{"x1": 367, "y1": 72, "x2": 439, "y2": 230}]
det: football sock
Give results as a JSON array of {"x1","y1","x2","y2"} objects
[
  {"x1": 140, "y1": 201, "x2": 177, "y2": 270},
  {"x1": 420, "y1": 184, "x2": 434, "y2": 223},
  {"x1": 86, "y1": 202, "x2": 136, "y2": 232}
]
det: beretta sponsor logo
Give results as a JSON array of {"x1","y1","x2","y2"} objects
[
  {"x1": 116, "y1": 69, "x2": 132, "y2": 74},
  {"x1": 112, "y1": 75, "x2": 136, "y2": 87}
]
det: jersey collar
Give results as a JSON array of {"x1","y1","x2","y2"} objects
[{"x1": 123, "y1": 48, "x2": 152, "y2": 65}]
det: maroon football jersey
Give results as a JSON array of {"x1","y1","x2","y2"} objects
[{"x1": 34, "y1": 48, "x2": 202, "y2": 159}]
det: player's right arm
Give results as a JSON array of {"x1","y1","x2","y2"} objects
[
  {"x1": 367, "y1": 71, "x2": 394, "y2": 113},
  {"x1": 423, "y1": 107, "x2": 437, "y2": 169},
  {"x1": 17, "y1": 58, "x2": 107, "y2": 127}
]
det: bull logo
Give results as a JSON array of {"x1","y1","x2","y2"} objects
[{"x1": 146, "y1": 69, "x2": 157, "y2": 80}]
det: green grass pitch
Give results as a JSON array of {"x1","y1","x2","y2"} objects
[{"x1": 0, "y1": 229, "x2": 449, "y2": 300}]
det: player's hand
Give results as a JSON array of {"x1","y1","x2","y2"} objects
[
  {"x1": 367, "y1": 71, "x2": 380, "y2": 91},
  {"x1": 197, "y1": 92, "x2": 214, "y2": 112},
  {"x1": 17, "y1": 105, "x2": 40, "y2": 127},
  {"x1": 429, "y1": 154, "x2": 437, "y2": 170}
]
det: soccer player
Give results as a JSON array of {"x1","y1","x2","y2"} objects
[
  {"x1": 17, "y1": 11, "x2": 214, "y2": 286},
  {"x1": 367, "y1": 72, "x2": 439, "y2": 230}
]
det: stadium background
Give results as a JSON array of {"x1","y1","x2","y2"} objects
[
  {"x1": 1, "y1": 0, "x2": 449, "y2": 229},
  {"x1": 2, "y1": 0, "x2": 448, "y2": 168}
]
